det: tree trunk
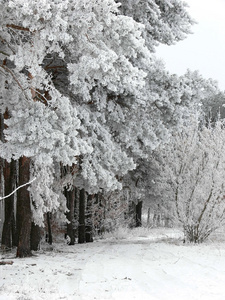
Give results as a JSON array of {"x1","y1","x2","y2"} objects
[
  {"x1": 1, "y1": 111, "x2": 16, "y2": 250},
  {"x1": 74, "y1": 187, "x2": 79, "y2": 239},
  {"x1": 78, "y1": 188, "x2": 86, "y2": 244},
  {"x1": 135, "y1": 201, "x2": 142, "y2": 227},
  {"x1": 86, "y1": 194, "x2": 93, "y2": 243},
  {"x1": 46, "y1": 212, "x2": 53, "y2": 245},
  {"x1": 11, "y1": 209, "x2": 17, "y2": 247},
  {"x1": 16, "y1": 156, "x2": 32, "y2": 258},
  {"x1": 1, "y1": 160, "x2": 16, "y2": 250},
  {"x1": 147, "y1": 207, "x2": 151, "y2": 227},
  {"x1": 0, "y1": 112, "x2": 4, "y2": 196},
  {"x1": 65, "y1": 187, "x2": 75, "y2": 245},
  {"x1": 30, "y1": 222, "x2": 41, "y2": 251},
  {"x1": 128, "y1": 201, "x2": 136, "y2": 228}
]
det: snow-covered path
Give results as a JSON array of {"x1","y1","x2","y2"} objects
[{"x1": 1, "y1": 229, "x2": 225, "y2": 300}]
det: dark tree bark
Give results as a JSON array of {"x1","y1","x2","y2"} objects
[
  {"x1": 78, "y1": 188, "x2": 86, "y2": 244},
  {"x1": 85, "y1": 194, "x2": 94, "y2": 243},
  {"x1": 11, "y1": 208, "x2": 17, "y2": 247},
  {"x1": 16, "y1": 156, "x2": 32, "y2": 258},
  {"x1": 0, "y1": 112, "x2": 4, "y2": 196},
  {"x1": 74, "y1": 187, "x2": 79, "y2": 239},
  {"x1": 65, "y1": 187, "x2": 75, "y2": 245},
  {"x1": 147, "y1": 207, "x2": 151, "y2": 227},
  {"x1": 1, "y1": 159, "x2": 16, "y2": 250},
  {"x1": 30, "y1": 222, "x2": 41, "y2": 251},
  {"x1": 135, "y1": 201, "x2": 142, "y2": 227},
  {"x1": 95, "y1": 193, "x2": 105, "y2": 235},
  {"x1": 1, "y1": 109, "x2": 17, "y2": 250},
  {"x1": 128, "y1": 201, "x2": 136, "y2": 228},
  {"x1": 46, "y1": 212, "x2": 53, "y2": 245}
]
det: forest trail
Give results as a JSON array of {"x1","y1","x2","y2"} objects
[{"x1": 1, "y1": 229, "x2": 225, "y2": 300}]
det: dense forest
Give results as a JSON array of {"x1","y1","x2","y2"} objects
[{"x1": 1, "y1": 0, "x2": 225, "y2": 258}]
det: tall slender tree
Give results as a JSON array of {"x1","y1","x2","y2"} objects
[
  {"x1": 1, "y1": 159, "x2": 16, "y2": 249},
  {"x1": 78, "y1": 189, "x2": 86, "y2": 244},
  {"x1": 16, "y1": 156, "x2": 32, "y2": 257},
  {"x1": 65, "y1": 186, "x2": 75, "y2": 245},
  {"x1": 86, "y1": 194, "x2": 94, "y2": 243}
]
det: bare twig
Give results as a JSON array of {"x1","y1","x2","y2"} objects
[
  {"x1": 6, "y1": 24, "x2": 30, "y2": 32},
  {"x1": 0, "y1": 51, "x2": 10, "y2": 56}
]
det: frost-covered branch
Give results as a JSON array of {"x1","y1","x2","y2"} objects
[
  {"x1": 0, "y1": 177, "x2": 36, "y2": 201},
  {"x1": 0, "y1": 64, "x2": 29, "y2": 101}
]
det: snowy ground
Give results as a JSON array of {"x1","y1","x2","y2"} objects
[{"x1": 1, "y1": 228, "x2": 225, "y2": 300}]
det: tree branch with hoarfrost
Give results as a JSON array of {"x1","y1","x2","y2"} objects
[{"x1": 0, "y1": 177, "x2": 36, "y2": 201}]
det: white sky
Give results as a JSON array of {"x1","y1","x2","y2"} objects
[{"x1": 156, "y1": 0, "x2": 225, "y2": 90}]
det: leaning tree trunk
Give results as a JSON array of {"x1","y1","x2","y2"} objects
[
  {"x1": 65, "y1": 187, "x2": 75, "y2": 245},
  {"x1": 16, "y1": 156, "x2": 32, "y2": 258},
  {"x1": 78, "y1": 188, "x2": 86, "y2": 244},
  {"x1": 85, "y1": 194, "x2": 94, "y2": 243}
]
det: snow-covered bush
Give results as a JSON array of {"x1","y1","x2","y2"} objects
[{"x1": 152, "y1": 117, "x2": 225, "y2": 243}]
